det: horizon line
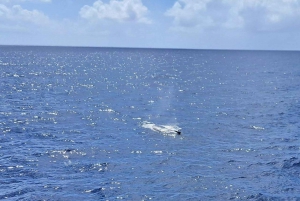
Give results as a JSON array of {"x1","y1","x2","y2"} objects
[{"x1": 0, "y1": 44, "x2": 299, "y2": 52}]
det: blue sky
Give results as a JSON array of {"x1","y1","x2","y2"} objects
[{"x1": 1, "y1": 0, "x2": 300, "y2": 50}]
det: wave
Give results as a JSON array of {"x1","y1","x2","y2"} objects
[
  {"x1": 282, "y1": 157, "x2": 300, "y2": 169},
  {"x1": 141, "y1": 121, "x2": 181, "y2": 136}
]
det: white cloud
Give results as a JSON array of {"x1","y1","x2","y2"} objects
[
  {"x1": 79, "y1": 0, "x2": 151, "y2": 24},
  {"x1": 166, "y1": 0, "x2": 300, "y2": 31},
  {"x1": 165, "y1": 0, "x2": 213, "y2": 28},
  {"x1": 221, "y1": 0, "x2": 300, "y2": 31},
  {"x1": 0, "y1": 0, "x2": 51, "y2": 3},
  {"x1": 0, "y1": 4, "x2": 50, "y2": 25}
]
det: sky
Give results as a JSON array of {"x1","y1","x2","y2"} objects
[{"x1": 0, "y1": 0, "x2": 300, "y2": 50}]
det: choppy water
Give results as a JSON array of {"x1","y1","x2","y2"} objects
[{"x1": 1, "y1": 46, "x2": 300, "y2": 200}]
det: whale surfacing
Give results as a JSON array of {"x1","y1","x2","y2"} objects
[{"x1": 142, "y1": 121, "x2": 181, "y2": 136}]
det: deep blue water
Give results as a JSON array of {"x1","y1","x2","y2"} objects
[{"x1": 1, "y1": 46, "x2": 300, "y2": 200}]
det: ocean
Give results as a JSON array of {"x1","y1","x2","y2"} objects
[{"x1": 1, "y1": 46, "x2": 300, "y2": 200}]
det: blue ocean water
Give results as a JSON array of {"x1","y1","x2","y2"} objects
[{"x1": 1, "y1": 46, "x2": 300, "y2": 200}]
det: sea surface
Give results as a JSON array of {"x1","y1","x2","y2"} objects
[{"x1": 1, "y1": 46, "x2": 300, "y2": 200}]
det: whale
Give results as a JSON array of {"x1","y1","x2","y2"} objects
[{"x1": 142, "y1": 121, "x2": 181, "y2": 136}]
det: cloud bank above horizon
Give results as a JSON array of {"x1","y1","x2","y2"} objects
[{"x1": 1, "y1": 0, "x2": 300, "y2": 50}]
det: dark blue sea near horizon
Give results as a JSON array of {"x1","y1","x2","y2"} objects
[{"x1": 1, "y1": 46, "x2": 300, "y2": 200}]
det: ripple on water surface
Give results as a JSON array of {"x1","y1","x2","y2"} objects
[{"x1": 1, "y1": 47, "x2": 300, "y2": 200}]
